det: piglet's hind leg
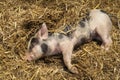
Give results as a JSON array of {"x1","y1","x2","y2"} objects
[
  {"x1": 96, "y1": 28, "x2": 112, "y2": 50},
  {"x1": 101, "y1": 36, "x2": 112, "y2": 51}
]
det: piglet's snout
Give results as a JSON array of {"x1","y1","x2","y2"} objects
[
  {"x1": 24, "y1": 52, "x2": 34, "y2": 61},
  {"x1": 23, "y1": 55, "x2": 32, "y2": 61}
]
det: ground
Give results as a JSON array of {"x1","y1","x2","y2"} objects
[{"x1": 0, "y1": 0, "x2": 120, "y2": 80}]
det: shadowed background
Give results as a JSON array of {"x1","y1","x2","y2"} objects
[{"x1": 0, "y1": 0, "x2": 120, "y2": 80}]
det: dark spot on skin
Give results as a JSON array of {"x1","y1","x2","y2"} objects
[
  {"x1": 74, "y1": 37, "x2": 89, "y2": 50},
  {"x1": 74, "y1": 43, "x2": 81, "y2": 50},
  {"x1": 86, "y1": 12, "x2": 89, "y2": 16},
  {"x1": 58, "y1": 34, "x2": 64, "y2": 39},
  {"x1": 41, "y1": 43, "x2": 48, "y2": 54},
  {"x1": 64, "y1": 25, "x2": 71, "y2": 32},
  {"x1": 100, "y1": 10, "x2": 107, "y2": 14},
  {"x1": 85, "y1": 13, "x2": 90, "y2": 21},
  {"x1": 29, "y1": 37, "x2": 39, "y2": 52},
  {"x1": 81, "y1": 37, "x2": 87, "y2": 44},
  {"x1": 91, "y1": 32, "x2": 102, "y2": 45},
  {"x1": 82, "y1": 18, "x2": 86, "y2": 22},
  {"x1": 31, "y1": 37, "x2": 39, "y2": 44},
  {"x1": 79, "y1": 21, "x2": 85, "y2": 28},
  {"x1": 48, "y1": 32, "x2": 53, "y2": 36},
  {"x1": 63, "y1": 25, "x2": 73, "y2": 37},
  {"x1": 84, "y1": 12, "x2": 90, "y2": 21},
  {"x1": 86, "y1": 16, "x2": 90, "y2": 21}
]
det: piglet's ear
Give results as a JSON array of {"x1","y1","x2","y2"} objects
[{"x1": 36, "y1": 23, "x2": 48, "y2": 39}]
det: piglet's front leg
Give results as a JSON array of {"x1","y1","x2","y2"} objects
[
  {"x1": 63, "y1": 51, "x2": 78, "y2": 74},
  {"x1": 60, "y1": 42, "x2": 78, "y2": 74}
]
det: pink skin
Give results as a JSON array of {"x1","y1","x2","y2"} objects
[
  {"x1": 24, "y1": 23, "x2": 78, "y2": 74},
  {"x1": 89, "y1": 9, "x2": 112, "y2": 50}
]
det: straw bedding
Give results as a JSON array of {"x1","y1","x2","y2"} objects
[{"x1": 0, "y1": 0, "x2": 120, "y2": 80}]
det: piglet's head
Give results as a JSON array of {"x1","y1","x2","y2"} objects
[{"x1": 24, "y1": 23, "x2": 48, "y2": 61}]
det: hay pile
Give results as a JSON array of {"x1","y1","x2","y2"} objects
[{"x1": 0, "y1": 0, "x2": 120, "y2": 80}]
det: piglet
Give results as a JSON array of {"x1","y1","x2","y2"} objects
[{"x1": 24, "y1": 23, "x2": 78, "y2": 74}]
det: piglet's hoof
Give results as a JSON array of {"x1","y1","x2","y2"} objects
[
  {"x1": 70, "y1": 66, "x2": 79, "y2": 74},
  {"x1": 101, "y1": 44, "x2": 109, "y2": 51}
]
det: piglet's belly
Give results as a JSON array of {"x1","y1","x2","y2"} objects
[
  {"x1": 53, "y1": 47, "x2": 62, "y2": 55},
  {"x1": 47, "y1": 46, "x2": 62, "y2": 56}
]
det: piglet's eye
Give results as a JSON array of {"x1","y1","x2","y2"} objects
[{"x1": 43, "y1": 39, "x2": 47, "y2": 41}]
